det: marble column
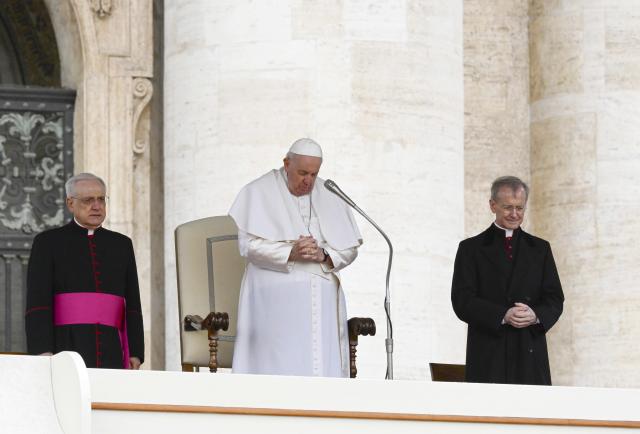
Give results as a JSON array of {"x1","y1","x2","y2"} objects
[
  {"x1": 463, "y1": 0, "x2": 531, "y2": 237},
  {"x1": 164, "y1": 0, "x2": 465, "y2": 378},
  {"x1": 530, "y1": 0, "x2": 640, "y2": 387}
]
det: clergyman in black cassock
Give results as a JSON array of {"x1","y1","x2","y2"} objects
[
  {"x1": 451, "y1": 176, "x2": 564, "y2": 385},
  {"x1": 25, "y1": 173, "x2": 144, "y2": 369}
]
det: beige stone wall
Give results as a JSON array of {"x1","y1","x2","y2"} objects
[
  {"x1": 164, "y1": 0, "x2": 466, "y2": 378},
  {"x1": 530, "y1": 1, "x2": 640, "y2": 387},
  {"x1": 42, "y1": 0, "x2": 640, "y2": 387},
  {"x1": 463, "y1": 0, "x2": 531, "y2": 237},
  {"x1": 44, "y1": 0, "x2": 162, "y2": 368}
]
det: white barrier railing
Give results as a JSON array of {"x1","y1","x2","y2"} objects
[{"x1": 0, "y1": 352, "x2": 90, "y2": 434}]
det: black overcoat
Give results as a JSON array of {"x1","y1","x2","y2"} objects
[
  {"x1": 451, "y1": 224, "x2": 564, "y2": 385},
  {"x1": 25, "y1": 221, "x2": 144, "y2": 368}
]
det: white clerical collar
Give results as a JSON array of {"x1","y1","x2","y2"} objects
[
  {"x1": 74, "y1": 218, "x2": 99, "y2": 235},
  {"x1": 493, "y1": 222, "x2": 514, "y2": 237}
]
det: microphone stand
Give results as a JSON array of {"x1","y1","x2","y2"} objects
[{"x1": 324, "y1": 180, "x2": 394, "y2": 380}]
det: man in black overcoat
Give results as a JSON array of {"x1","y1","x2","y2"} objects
[
  {"x1": 25, "y1": 173, "x2": 144, "y2": 369},
  {"x1": 451, "y1": 176, "x2": 564, "y2": 385}
]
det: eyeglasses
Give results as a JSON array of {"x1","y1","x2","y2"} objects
[
  {"x1": 500, "y1": 205, "x2": 525, "y2": 214},
  {"x1": 71, "y1": 196, "x2": 107, "y2": 206}
]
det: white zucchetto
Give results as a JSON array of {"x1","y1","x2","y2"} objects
[{"x1": 288, "y1": 138, "x2": 323, "y2": 158}]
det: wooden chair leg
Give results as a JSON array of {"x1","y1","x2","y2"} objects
[
  {"x1": 183, "y1": 311, "x2": 229, "y2": 373},
  {"x1": 349, "y1": 337, "x2": 359, "y2": 378},
  {"x1": 182, "y1": 363, "x2": 195, "y2": 372},
  {"x1": 203, "y1": 311, "x2": 228, "y2": 373},
  {"x1": 208, "y1": 329, "x2": 218, "y2": 373},
  {"x1": 347, "y1": 317, "x2": 377, "y2": 378}
]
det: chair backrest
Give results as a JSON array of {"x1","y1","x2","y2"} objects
[
  {"x1": 175, "y1": 216, "x2": 245, "y2": 369},
  {"x1": 429, "y1": 363, "x2": 466, "y2": 382}
]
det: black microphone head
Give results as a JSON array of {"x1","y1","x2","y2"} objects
[
  {"x1": 324, "y1": 179, "x2": 337, "y2": 190},
  {"x1": 324, "y1": 178, "x2": 357, "y2": 209}
]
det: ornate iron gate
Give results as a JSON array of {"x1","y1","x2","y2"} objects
[{"x1": 0, "y1": 87, "x2": 75, "y2": 352}]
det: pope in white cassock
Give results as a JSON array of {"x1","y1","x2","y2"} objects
[{"x1": 229, "y1": 138, "x2": 362, "y2": 377}]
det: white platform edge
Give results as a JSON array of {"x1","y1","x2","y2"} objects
[
  {"x1": 89, "y1": 370, "x2": 640, "y2": 423},
  {"x1": 51, "y1": 352, "x2": 91, "y2": 434}
]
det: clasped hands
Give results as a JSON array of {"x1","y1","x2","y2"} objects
[
  {"x1": 289, "y1": 235, "x2": 325, "y2": 263},
  {"x1": 504, "y1": 302, "x2": 537, "y2": 328}
]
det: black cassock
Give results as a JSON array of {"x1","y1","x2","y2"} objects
[
  {"x1": 451, "y1": 224, "x2": 564, "y2": 385},
  {"x1": 25, "y1": 221, "x2": 144, "y2": 368}
]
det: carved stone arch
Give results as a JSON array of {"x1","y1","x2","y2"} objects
[
  {"x1": 0, "y1": 0, "x2": 61, "y2": 86},
  {"x1": 42, "y1": 0, "x2": 102, "y2": 175},
  {"x1": 41, "y1": 0, "x2": 154, "y2": 225}
]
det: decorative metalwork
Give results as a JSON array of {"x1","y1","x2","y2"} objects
[
  {"x1": 90, "y1": 0, "x2": 113, "y2": 18},
  {"x1": 0, "y1": 87, "x2": 75, "y2": 353},
  {"x1": 132, "y1": 77, "x2": 153, "y2": 155},
  {"x1": 0, "y1": 111, "x2": 65, "y2": 233}
]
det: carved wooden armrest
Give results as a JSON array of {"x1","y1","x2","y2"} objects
[
  {"x1": 184, "y1": 314, "x2": 204, "y2": 331},
  {"x1": 184, "y1": 312, "x2": 229, "y2": 372},
  {"x1": 347, "y1": 317, "x2": 376, "y2": 378},
  {"x1": 184, "y1": 313, "x2": 229, "y2": 331}
]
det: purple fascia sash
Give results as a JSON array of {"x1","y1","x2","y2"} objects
[{"x1": 53, "y1": 292, "x2": 130, "y2": 369}]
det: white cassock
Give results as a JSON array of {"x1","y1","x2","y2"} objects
[{"x1": 229, "y1": 168, "x2": 362, "y2": 377}]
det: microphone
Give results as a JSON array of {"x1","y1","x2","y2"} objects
[
  {"x1": 324, "y1": 179, "x2": 395, "y2": 380},
  {"x1": 324, "y1": 179, "x2": 358, "y2": 208}
]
